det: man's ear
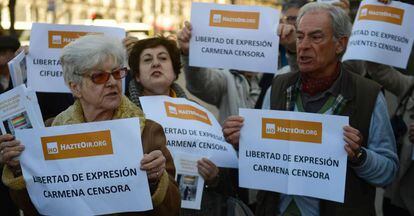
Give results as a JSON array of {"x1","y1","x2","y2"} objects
[
  {"x1": 336, "y1": 36, "x2": 349, "y2": 55},
  {"x1": 69, "y1": 81, "x2": 82, "y2": 98}
]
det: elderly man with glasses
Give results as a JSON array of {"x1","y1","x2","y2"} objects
[{"x1": 223, "y1": 2, "x2": 398, "y2": 216}]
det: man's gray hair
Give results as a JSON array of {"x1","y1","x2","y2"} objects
[
  {"x1": 296, "y1": 2, "x2": 352, "y2": 40},
  {"x1": 60, "y1": 34, "x2": 126, "y2": 86}
]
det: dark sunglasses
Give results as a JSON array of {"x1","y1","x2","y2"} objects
[{"x1": 76, "y1": 67, "x2": 128, "y2": 84}]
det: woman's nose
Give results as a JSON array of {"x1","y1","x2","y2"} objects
[
  {"x1": 105, "y1": 73, "x2": 117, "y2": 86},
  {"x1": 152, "y1": 58, "x2": 160, "y2": 67}
]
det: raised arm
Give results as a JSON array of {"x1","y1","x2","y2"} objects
[
  {"x1": 178, "y1": 21, "x2": 228, "y2": 106},
  {"x1": 365, "y1": 61, "x2": 414, "y2": 99}
]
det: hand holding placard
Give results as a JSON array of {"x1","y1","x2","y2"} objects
[{"x1": 178, "y1": 21, "x2": 192, "y2": 56}]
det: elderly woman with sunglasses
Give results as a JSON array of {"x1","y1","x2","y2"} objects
[{"x1": 0, "y1": 35, "x2": 180, "y2": 215}]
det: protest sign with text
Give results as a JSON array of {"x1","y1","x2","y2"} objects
[
  {"x1": 174, "y1": 152, "x2": 205, "y2": 210},
  {"x1": 0, "y1": 85, "x2": 43, "y2": 135},
  {"x1": 17, "y1": 118, "x2": 152, "y2": 215},
  {"x1": 343, "y1": 0, "x2": 414, "y2": 68},
  {"x1": 239, "y1": 108, "x2": 348, "y2": 202},
  {"x1": 27, "y1": 23, "x2": 125, "y2": 93},
  {"x1": 140, "y1": 96, "x2": 238, "y2": 168},
  {"x1": 189, "y1": 3, "x2": 279, "y2": 73},
  {"x1": 8, "y1": 51, "x2": 27, "y2": 87}
]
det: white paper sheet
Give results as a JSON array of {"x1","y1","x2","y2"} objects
[
  {"x1": 239, "y1": 108, "x2": 348, "y2": 203},
  {"x1": 17, "y1": 118, "x2": 153, "y2": 215}
]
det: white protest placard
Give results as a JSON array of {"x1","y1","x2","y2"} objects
[
  {"x1": 239, "y1": 108, "x2": 348, "y2": 203},
  {"x1": 7, "y1": 51, "x2": 27, "y2": 87},
  {"x1": 0, "y1": 85, "x2": 44, "y2": 135},
  {"x1": 140, "y1": 96, "x2": 238, "y2": 168},
  {"x1": 189, "y1": 2, "x2": 279, "y2": 73},
  {"x1": 27, "y1": 23, "x2": 126, "y2": 93},
  {"x1": 23, "y1": 87, "x2": 44, "y2": 129},
  {"x1": 17, "y1": 118, "x2": 152, "y2": 215},
  {"x1": 174, "y1": 152, "x2": 205, "y2": 210},
  {"x1": 342, "y1": 0, "x2": 414, "y2": 68}
]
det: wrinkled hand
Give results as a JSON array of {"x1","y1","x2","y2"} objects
[
  {"x1": 197, "y1": 158, "x2": 219, "y2": 183},
  {"x1": 377, "y1": 0, "x2": 391, "y2": 4},
  {"x1": 409, "y1": 123, "x2": 414, "y2": 144},
  {"x1": 278, "y1": 23, "x2": 296, "y2": 53},
  {"x1": 222, "y1": 116, "x2": 244, "y2": 150},
  {"x1": 332, "y1": 0, "x2": 350, "y2": 15},
  {"x1": 343, "y1": 126, "x2": 363, "y2": 161},
  {"x1": 123, "y1": 36, "x2": 139, "y2": 55},
  {"x1": 177, "y1": 21, "x2": 192, "y2": 56},
  {"x1": 140, "y1": 150, "x2": 166, "y2": 183},
  {"x1": 0, "y1": 134, "x2": 24, "y2": 176}
]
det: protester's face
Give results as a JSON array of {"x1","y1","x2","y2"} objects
[
  {"x1": 136, "y1": 45, "x2": 176, "y2": 95},
  {"x1": 0, "y1": 49, "x2": 15, "y2": 68},
  {"x1": 283, "y1": 7, "x2": 300, "y2": 26},
  {"x1": 71, "y1": 57, "x2": 122, "y2": 112},
  {"x1": 296, "y1": 11, "x2": 344, "y2": 76}
]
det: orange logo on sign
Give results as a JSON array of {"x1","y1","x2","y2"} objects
[
  {"x1": 209, "y1": 10, "x2": 260, "y2": 29},
  {"x1": 164, "y1": 102, "x2": 212, "y2": 125},
  {"x1": 48, "y1": 31, "x2": 96, "y2": 49},
  {"x1": 262, "y1": 118, "x2": 322, "y2": 144},
  {"x1": 358, "y1": 4, "x2": 404, "y2": 25},
  {"x1": 41, "y1": 130, "x2": 113, "y2": 160}
]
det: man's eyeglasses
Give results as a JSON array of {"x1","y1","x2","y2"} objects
[{"x1": 76, "y1": 67, "x2": 128, "y2": 84}]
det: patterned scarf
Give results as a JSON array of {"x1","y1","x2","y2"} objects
[
  {"x1": 285, "y1": 71, "x2": 347, "y2": 115},
  {"x1": 301, "y1": 64, "x2": 340, "y2": 96}
]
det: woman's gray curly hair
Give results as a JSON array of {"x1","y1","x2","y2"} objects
[{"x1": 60, "y1": 34, "x2": 126, "y2": 86}]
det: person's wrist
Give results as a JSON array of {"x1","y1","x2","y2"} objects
[
  {"x1": 350, "y1": 148, "x2": 366, "y2": 166},
  {"x1": 11, "y1": 167, "x2": 22, "y2": 177},
  {"x1": 205, "y1": 173, "x2": 220, "y2": 188},
  {"x1": 180, "y1": 48, "x2": 189, "y2": 56},
  {"x1": 286, "y1": 44, "x2": 297, "y2": 54},
  {"x1": 149, "y1": 178, "x2": 160, "y2": 194}
]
